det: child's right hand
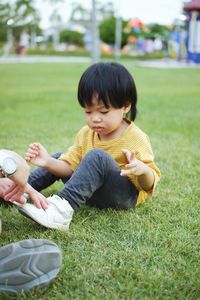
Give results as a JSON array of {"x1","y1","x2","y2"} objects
[{"x1": 25, "y1": 143, "x2": 50, "y2": 167}]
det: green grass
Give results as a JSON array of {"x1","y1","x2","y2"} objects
[{"x1": 0, "y1": 62, "x2": 200, "y2": 300}]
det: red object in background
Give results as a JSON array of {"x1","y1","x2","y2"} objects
[
  {"x1": 184, "y1": 0, "x2": 200, "y2": 11},
  {"x1": 128, "y1": 17, "x2": 144, "y2": 29}
]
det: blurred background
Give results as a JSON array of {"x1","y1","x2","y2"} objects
[{"x1": 0, "y1": 0, "x2": 200, "y2": 63}]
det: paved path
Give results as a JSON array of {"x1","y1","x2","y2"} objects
[
  {"x1": 0, "y1": 55, "x2": 200, "y2": 68},
  {"x1": 137, "y1": 58, "x2": 200, "y2": 69},
  {"x1": 0, "y1": 55, "x2": 90, "y2": 64}
]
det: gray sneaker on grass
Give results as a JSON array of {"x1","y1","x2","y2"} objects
[{"x1": 0, "y1": 239, "x2": 62, "y2": 293}]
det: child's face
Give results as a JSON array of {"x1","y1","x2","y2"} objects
[{"x1": 83, "y1": 97, "x2": 131, "y2": 141}]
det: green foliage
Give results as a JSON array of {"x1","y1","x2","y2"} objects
[
  {"x1": 99, "y1": 17, "x2": 128, "y2": 47},
  {"x1": 0, "y1": 2, "x2": 9, "y2": 41},
  {"x1": 0, "y1": 62, "x2": 200, "y2": 299},
  {"x1": 125, "y1": 23, "x2": 171, "y2": 41},
  {"x1": 99, "y1": 17, "x2": 171, "y2": 47},
  {"x1": 0, "y1": 0, "x2": 41, "y2": 42},
  {"x1": 144, "y1": 23, "x2": 170, "y2": 39},
  {"x1": 0, "y1": 25, "x2": 6, "y2": 41},
  {"x1": 69, "y1": 1, "x2": 115, "y2": 27},
  {"x1": 0, "y1": 2, "x2": 10, "y2": 23},
  {"x1": 99, "y1": 17, "x2": 115, "y2": 44},
  {"x1": 60, "y1": 30, "x2": 84, "y2": 46},
  {"x1": 26, "y1": 47, "x2": 89, "y2": 56}
]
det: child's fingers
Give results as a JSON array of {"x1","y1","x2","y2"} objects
[
  {"x1": 121, "y1": 148, "x2": 135, "y2": 162},
  {"x1": 26, "y1": 143, "x2": 40, "y2": 155},
  {"x1": 30, "y1": 142, "x2": 40, "y2": 149},
  {"x1": 31, "y1": 143, "x2": 43, "y2": 153},
  {"x1": 29, "y1": 144, "x2": 40, "y2": 154},
  {"x1": 121, "y1": 159, "x2": 139, "y2": 176},
  {"x1": 120, "y1": 168, "x2": 136, "y2": 176},
  {"x1": 25, "y1": 154, "x2": 35, "y2": 162},
  {"x1": 26, "y1": 150, "x2": 38, "y2": 158},
  {"x1": 125, "y1": 161, "x2": 137, "y2": 169},
  {"x1": 25, "y1": 148, "x2": 40, "y2": 161}
]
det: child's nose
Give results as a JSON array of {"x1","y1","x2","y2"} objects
[{"x1": 92, "y1": 113, "x2": 102, "y2": 122}]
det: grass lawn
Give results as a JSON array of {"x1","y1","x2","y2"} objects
[{"x1": 0, "y1": 61, "x2": 199, "y2": 300}]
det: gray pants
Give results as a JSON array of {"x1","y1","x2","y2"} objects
[{"x1": 28, "y1": 149, "x2": 138, "y2": 210}]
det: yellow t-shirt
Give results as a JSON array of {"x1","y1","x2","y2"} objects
[{"x1": 59, "y1": 122, "x2": 160, "y2": 205}]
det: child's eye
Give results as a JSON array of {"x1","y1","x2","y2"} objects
[
  {"x1": 85, "y1": 111, "x2": 91, "y2": 114},
  {"x1": 101, "y1": 111, "x2": 109, "y2": 114}
]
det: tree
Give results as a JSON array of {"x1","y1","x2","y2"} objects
[
  {"x1": 99, "y1": 17, "x2": 128, "y2": 47},
  {"x1": 60, "y1": 30, "x2": 84, "y2": 46},
  {"x1": 143, "y1": 23, "x2": 170, "y2": 39},
  {"x1": 69, "y1": 2, "x2": 91, "y2": 27},
  {"x1": 0, "y1": 0, "x2": 40, "y2": 42},
  {"x1": 69, "y1": 1, "x2": 115, "y2": 28},
  {"x1": 0, "y1": 2, "x2": 10, "y2": 41},
  {"x1": 98, "y1": 1, "x2": 115, "y2": 21},
  {"x1": 0, "y1": 0, "x2": 40, "y2": 30}
]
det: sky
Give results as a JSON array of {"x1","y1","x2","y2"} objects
[{"x1": 36, "y1": 0, "x2": 187, "y2": 29}]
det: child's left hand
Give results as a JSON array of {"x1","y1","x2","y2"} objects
[{"x1": 121, "y1": 149, "x2": 149, "y2": 177}]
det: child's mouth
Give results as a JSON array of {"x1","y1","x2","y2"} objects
[{"x1": 93, "y1": 126, "x2": 104, "y2": 132}]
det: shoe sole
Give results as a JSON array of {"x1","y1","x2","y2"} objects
[
  {"x1": 18, "y1": 206, "x2": 69, "y2": 231},
  {"x1": 0, "y1": 239, "x2": 62, "y2": 293}
]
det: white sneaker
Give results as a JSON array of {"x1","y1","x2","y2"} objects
[{"x1": 18, "y1": 195, "x2": 74, "y2": 231}]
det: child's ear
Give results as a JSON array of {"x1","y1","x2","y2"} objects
[{"x1": 124, "y1": 102, "x2": 131, "y2": 113}]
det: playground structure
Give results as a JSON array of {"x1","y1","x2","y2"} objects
[{"x1": 184, "y1": 0, "x2": 200, "y2": 63}]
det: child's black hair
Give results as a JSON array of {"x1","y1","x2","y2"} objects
[{"x1": 77, "y1": 62, "x2": 137, "y2": 121}]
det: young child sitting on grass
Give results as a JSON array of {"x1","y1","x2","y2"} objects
[{"x1": 4, "y1": 62, "x2": 160, "y2": 231}]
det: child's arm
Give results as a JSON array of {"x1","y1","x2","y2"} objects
[
  {"x1": 120, "y1": 149, "x2": 155, "y2": 191},
  {"x1": 25, "y1": 143, "x2": 73, "y2": 177}
]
